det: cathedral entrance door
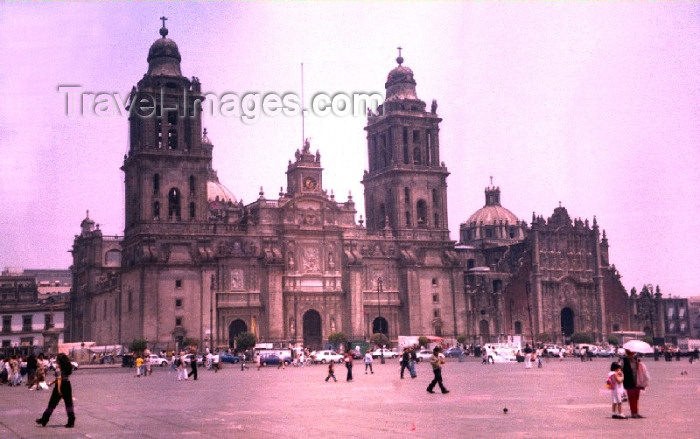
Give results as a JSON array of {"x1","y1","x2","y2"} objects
[
  {"x1": 561, "y1": 307, "x2": 575, "y2": 338},
  {"x1": 372, "y1": 317, "x2": 388, "y2": 336},
  {"x1": 229, "y1": 319, "x2": 247, "y2": 348},
  {"x1": 479, "y1": 319, "x2": 490, "y2": 343},
  {"x1": 303, "y1": 310, "x2": 322, "y2": 350}
]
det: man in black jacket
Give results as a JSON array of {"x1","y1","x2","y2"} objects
[{"x1": 187, "y1": 354, "x2": 198, "y2": 380}]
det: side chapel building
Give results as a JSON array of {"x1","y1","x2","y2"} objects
[{"x1": 69, "y1": 23, "x2": 659, "y2": 352}]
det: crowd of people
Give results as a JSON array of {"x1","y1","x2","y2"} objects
[
  {"x1": 4, "y1": 339, "x2": 694, "y2": 430},
  {"x1": 1, "y1": 353, "x2": 61, "y2": 390}
]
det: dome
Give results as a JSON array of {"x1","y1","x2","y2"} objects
[
  {"x1": 466, "y1": 205, "x2": 520, "y2": 227},
  {"x1": 207, "y1": 180, "x2": 237, "y2": 205},
  {"x1": 465, "y1": 186, "x2": 519, "y2": 226},
  {"x1": 385, "y1": 55, "x2": 418, "y2": 101},
  {"x1": 146, "y1": 25, "x2": 182, "y2": 77},
  {"x1": 460, "y1": 186, "x2": 525, "y2": 246}
]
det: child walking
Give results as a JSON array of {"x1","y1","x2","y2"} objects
[
  {"x1": 607, "y1": 362, "x2": 626, "y2": 419},
  {"x1": 325, "y1": 361, "x2": 337, "y2": 382}
]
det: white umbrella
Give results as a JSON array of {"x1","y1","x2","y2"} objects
[{"x1": 622, "y1": 339, "x2": 653, "y2": 354}]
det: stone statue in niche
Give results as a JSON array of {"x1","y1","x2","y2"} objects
[
  {"x1": 328, "y1": 251, "x2": 335, "y2": 270},
  {"x1": 303, "y1": 247, "x2": 320, "y2": 272},
  {"x1": 287, "y1": 252, "x2": 295, "y2": 270},
  {"x1": 370, "y1": 270, "x2": 383, "y2": 289},
  {"x1": 230, "y1": 269, "x2": 244, "y2": 290},
  {"x1": 233, "y1": 241, "x2": 242, "y2": 255}
]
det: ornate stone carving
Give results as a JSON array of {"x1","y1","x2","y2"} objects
[
  {"x1": 217, "y1": 239, "x2": 257, "y2": 257},
  {"x1": 230, "y1": 269, "x2": 244, "y2": 290},
  {"x1": 300, "y1": 211, "x2": 320, "y2": 226},
  {"x1": 302, "y1": 247, "x2": 320, "y2": 272}
]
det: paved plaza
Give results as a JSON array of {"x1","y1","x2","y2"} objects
[{"x1": 0, "y1": 356, "x2": 697, "y2": 439}]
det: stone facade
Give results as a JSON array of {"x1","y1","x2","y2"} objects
[
  {"x1": 68, "y1": 24, "x2": 657, "y2": 353},
  {"x1": 0, "y1": 269, "x2": 69, "y2": 355},
  {"x1": 458, "y1": 190, "x2": 630, "y2": 345},
  {"x1": 68, "y1": 26, "x2": 465, "y2": 352},
  {"x1": 628, "y1": 286, "x2": 691, "y2": 344}
]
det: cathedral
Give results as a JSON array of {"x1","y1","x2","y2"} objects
[{"x1": 69, "y1": 23, "x2": 647, "y2": 353}]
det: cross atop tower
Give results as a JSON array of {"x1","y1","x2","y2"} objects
[
  {"x1": 159, "y1": 16, "x2": 169, "y2": 38},
  {"x1": 396, "y1": 46, "x2": 404, "y2": 65}
]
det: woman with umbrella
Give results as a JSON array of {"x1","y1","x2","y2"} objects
[{"x1": 621, "y1": 340, "x2": 651, "y2": 419}]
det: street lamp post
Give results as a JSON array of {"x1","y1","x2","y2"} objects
[
  {"x1": 210, "y1": 275, "x2": 215, "y2": 352},
  {"x1": 377, "y1": 277, "x2": 385, "y2": 364},
  {"x1": 525, "y1": 281, "x2": 536, "y2": 347}
]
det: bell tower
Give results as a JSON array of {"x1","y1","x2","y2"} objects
[
  {"x1": 121, "y1": 18, "x2": 211, "y2": 237},
  {"x1": 362, "y1": 49, "x2": 450, "y2": 240}
]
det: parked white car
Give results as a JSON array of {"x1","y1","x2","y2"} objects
[
  {"x1": 544, "y1": 345, "x2": 563, "y2": 356},
  {"x1": 371, "y1": 348, "x2": 399, "y2": 359},
  {"x1": 147, "y1": 354, "x2": 168, "y2": 367},
  {"x1": 415, "y1": 349, "x2": 433, "y2": 362},
  {"x1": 312, "y1": 350, "x2": 344, "y2": 364}
]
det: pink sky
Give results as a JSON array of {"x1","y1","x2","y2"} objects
[{"x1": 0, "y1": 2, "x2": 698, "y2": 297}]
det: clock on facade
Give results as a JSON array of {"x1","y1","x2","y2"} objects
[{"x1": 303, "y1": 176, "x2": 317, "y2": 191}]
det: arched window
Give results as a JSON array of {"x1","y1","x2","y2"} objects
[
  {"x1": 189, "y1": 202, "x2": 196, "y2": 219},
  {"x1": 384, "y1": 132, "x2": 392, "y2": 165},
  {"x1": 434, "y1": 213, "x2": 439, "y2": 228},
  {"x1": 404, "y1": 187, "x2": 410, "y2": 205},
  {"x1": 153, "y1": 174, "x2": 160, "y2": 194},
  {"x1": 370, "y1": 137, "x2": 377, "y2": 171},
  {"x1": 413, "y1": 146, "x2": 421, "y2": 165},
  {"x1": 153, "y1": 201, "x2": 160, "y2": 220},
  {"x1": 427, "y1": 129, "x2": 434, "y2": 164},
  {"x1": 412, "y1": 130, "x2": 421, "y2": 165},
  {"x1": 432, "y1": 188, "x2": 438, "y2": 206},
  {"x1": 189, "y1": 175, "x2": 196, "y2": 194},
  {"x1": 402, "y1": 128, "x2": 409, "y2": 164},
  {"x1": 493, "y1": 279, "x2": 502, "y2": 292},
  {"x1": 405, "y1": 211, "x2": 412, "y2": 227},
  {"x1": 378, "y1": 203, "x2": 386, "y2": 228},
  {"x1": 168, "y1": 188, "x2": 181, "y2": 219},
  {"x1": 416, "y1": 200, "x2": 427, "y2": 225}
]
